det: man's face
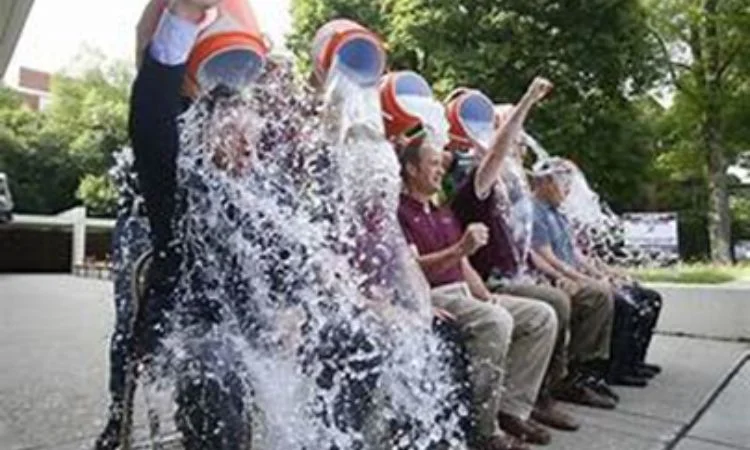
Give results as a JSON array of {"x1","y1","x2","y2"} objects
[
  {"x1": 537, "y1": 175, "x2": 565, "y2": 206},
  {"x1": 408, "y1": 146, "x2": 445, "y2": 196}
]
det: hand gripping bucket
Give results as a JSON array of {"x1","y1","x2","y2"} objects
[
  {"x1": 137, "y1": 0, "x2": 270, "y2": 98},
  {"x1": 379, "y1": 71, "x2": 435, "y2": 143},
  {"x1": 445, "y1": 88, "x2": 496, "y2": 151},
  {"x1": 311, "y1": 19, "x2": 386, "y2": 87}
]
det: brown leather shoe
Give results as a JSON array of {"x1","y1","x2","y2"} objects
[
  {"x1": 497, "y1": 411, "x2": 551, "y2": 445},
  {"x1": 475, "y1": 434, "x2": 531, "y2": 450},
  {"x1": 553, "y1": 381, "x2": 617, "y2": 409},
  {"x1": 531, "y1": 401, "x2": 580, "y2": 431}
]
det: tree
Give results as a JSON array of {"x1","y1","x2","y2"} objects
[
  {"x1": 76, "y1": 174, "x2": 118, "y2": 217},
  {"x1": 647, "y1": 0, "x2": 750, "y2": 262},
  {"x1": 0, "y1": 107, "x2": 84, "y2": 214},
  {"x1": 0, "y1": 51, "x2": 132, "y2": 216},
  {"x1": 44, "y1": 54, "x2": 132, "y2": 178},
  {"x1": 289, "y1": 0, "x2": 661, "y2": 212}
]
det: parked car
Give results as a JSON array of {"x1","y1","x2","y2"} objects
[{"x1": 0, "y1": 173, "x2": 14, "y2": 224}]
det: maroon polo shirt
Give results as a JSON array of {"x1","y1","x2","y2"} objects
[
  {"x1": 397, "y1": 193, "x2": 465, "y2": 287},
  {"x1": 451, "y1": 169, "x2": 519, "y2": 280}
]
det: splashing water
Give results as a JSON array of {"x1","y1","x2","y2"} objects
[
  {"x1": 117, "y1": 57, "x2": 468, "y2": 449},
  {"x1": 462, "y1": 120, "x2": 494, "y2": 151},
  {"x1": 529, "y1": 154, "x2": 677, "y2": 268},
  {"x1": 396, "y1": 94, "x2": 450, "y2": 150},
  {"x1": 521, "y1": 132, "x2": 549, "y2": 160},
  {"x1": 495, "y1": 152, "x2": 534, "y2": 277}
]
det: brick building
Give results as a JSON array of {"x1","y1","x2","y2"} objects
[{"x1": 15, "y1": 66, "x2": 51, "y2": 111}]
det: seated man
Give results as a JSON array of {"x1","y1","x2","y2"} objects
[
  {"x1": 571, "y1": 235, "x2": 663, "y2": 382},
  {"x1": 448, "y1": 78, "x2": 617, "y2": 416},
  {"x1": 398, "y1": 141, "x2": 558, "y2": 450},
  {"x1": 529, "y1": 161, "x2": 649, "y2": 388}
]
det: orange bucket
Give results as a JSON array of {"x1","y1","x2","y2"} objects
[
  {"x1": 311, "y1": 19, "x2": 386, "y2": 87},
  {"x1": 137, "y1": 0, "x2": 270, "y2": 97},
  {"x1": 379, "y1": 71, "x2": 434, "y2": 142},
  {"x1": 445, "y1": 88, "x2": 496, "y2": 151}
]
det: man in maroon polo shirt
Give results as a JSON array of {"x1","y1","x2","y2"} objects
[
  {"x1": 447, "y1": 79, "x2": 618, "y2": 415},
  {"x1": 397, "y1": 143, "x2": 558, "y2": 450}
]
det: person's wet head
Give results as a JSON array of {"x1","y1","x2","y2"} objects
[
  {"x1": 530, "y1": 159, "x2": 573, "y2": 207},
  {"x1": 192, "y1": 85, "x2": 258, "y2": 177}
]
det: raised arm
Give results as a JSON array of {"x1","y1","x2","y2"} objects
[{"x1": 474, "y1": 77, "x2": 552, "y2": 199}]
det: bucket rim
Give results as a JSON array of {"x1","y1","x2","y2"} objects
[
  {"x1": 316, "y1": 29, "x2": 386, "y2": 86},
  {"x1": 387, "y1": 71, "x2": 434, "y2": 119},
  {"x1": 188, "y1": 31, "x2": 269, "y2": 78},
  {"x1": 453, "y1": 89, "x2": 495, "y2": 144}
]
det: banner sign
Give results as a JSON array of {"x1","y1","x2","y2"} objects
[{"x1": 622, "y1": 212, "x2": 679, "y2": 257}]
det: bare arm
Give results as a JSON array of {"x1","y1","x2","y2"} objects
[
  {"x1": 529, "y1": 248, "x2": 570, "y2": 281},
  {"x1": 413, "y1": 242, "x2": 467, "y2": 278},
  {"x1": 474, "y1": 78, "x2": 552, "y2": 198},
  {"x1": 573, "y1": 248, "x2": 609, "y2": 280},
  {"x1": 536, "y1": 245, "x2": 596, "y2": 284},
  {"x1": 462, "y1": 258, "x2": 493, "y2": 301}
]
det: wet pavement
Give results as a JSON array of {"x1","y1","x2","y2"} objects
[{"x1": 1, "y1": 275, "x2": 748, "y2": 450}]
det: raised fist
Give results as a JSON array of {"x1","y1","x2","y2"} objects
[{"x1": 526, "y1": 76, "x2": 553, "y2": 104}]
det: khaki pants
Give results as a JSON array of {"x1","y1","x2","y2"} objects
[
  {"x1": 493, "y1": 280, "x2": 613, "y2": 376},
  {"x1": 431, "y1": 283, "x2": 556, "y2": 439},
  {"x1": 491, "y1": 281, "x2": 570, "y2": 384},
  {"x1": 569, "y1": 283, "x2": 613, "y2": 364}
]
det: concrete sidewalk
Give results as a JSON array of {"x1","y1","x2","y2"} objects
[
  {"x1": 1, "y1": 275, "x2": 748, "y2": 450},
  {"x1": 650, "y1": 283, "x2": 750, "y2": 342}
]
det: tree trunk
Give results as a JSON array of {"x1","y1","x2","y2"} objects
[
  {"x1": 703, "y1": 0, "x2": 733, "y2": 263},
  {"x1": 705, "y1": 117, "x2": 732, "y2": 263}
]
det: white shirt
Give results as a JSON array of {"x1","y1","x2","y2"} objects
[{"x1": 150, "y1": 10, "x2": 201, "y2": 66}]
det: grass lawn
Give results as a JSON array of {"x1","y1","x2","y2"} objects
[{"x1": 630, "y1": 263, "x2": 750, "y2": 284}]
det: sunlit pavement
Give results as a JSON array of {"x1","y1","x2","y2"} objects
[{"x1": 1, "y1": 275, "x2": 748, "y2": 450}]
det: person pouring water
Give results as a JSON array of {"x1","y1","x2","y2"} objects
[{"x1": 94, "y1": 1, "x2": 270, "y2": 448}]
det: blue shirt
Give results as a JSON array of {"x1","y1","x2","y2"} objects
[{"x1": 532, "y1": 199, "x2": 576, "y2": 266}]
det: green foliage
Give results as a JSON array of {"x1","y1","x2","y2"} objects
[
  {"x1": 730, "y1": 195, "x2": 750, "y2": 241},
  {"x1": 76, "y1": 174, "x2": 118, "y2": 217},
  {"x1": 45, "y1": 60, "x2": 132, "y2": 176},
  {"x1": 646, "y1": 0, "x2": 750, "y2": 261},
  {"x1": 630, "y1": 263, "x2": 742, "y2": 284},
  {"x1": 0, "y1": 119, "x2": 83, "y2": 214},
  {"x1": 289, "y1": 0, "x2": 661, "y2": 212},
  {"x1": 0, "y1": 86, "x2": 23, "y2": 109},
  {"x1": 0, "y1": 54, "x2": 132, "y2": 216}
]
